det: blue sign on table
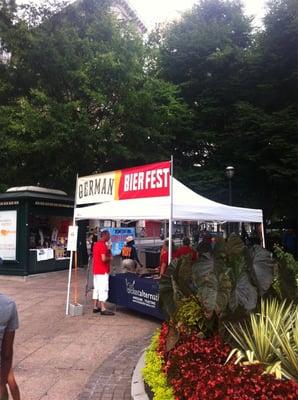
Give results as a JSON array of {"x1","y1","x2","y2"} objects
[
  {"x1": 107, "y1": 227, "x2": 135, "y2": 256},
  {"x1": 108, "y1": 273, "x2": 164, "y2": 320}
]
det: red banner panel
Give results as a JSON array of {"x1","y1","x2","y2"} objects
[{"x1": 118, "y1": 161, "x2": 170, "y2": 200}]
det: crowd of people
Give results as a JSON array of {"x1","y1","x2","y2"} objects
[{"x1": 88, "y1": 229, "x2": 201, "y2": 316}]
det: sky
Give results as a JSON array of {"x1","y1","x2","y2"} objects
[
  {"x1": 21, "y1": 0, "x2": 268, "y2": 29},
  {"x1": 128, "y1": 0, "x2": 267, "y2": 28}
]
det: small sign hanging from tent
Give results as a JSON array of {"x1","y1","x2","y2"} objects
[{"x1": 67, "y1": 225, "x2": 78, "y2": 251}]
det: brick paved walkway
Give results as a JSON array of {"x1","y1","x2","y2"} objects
[
  {"x1": 0, "y1": 270, "x2": 159, "y2": 399},
  {"x1": 78, "y1": 335, "x2": 151, "y2": 400}
]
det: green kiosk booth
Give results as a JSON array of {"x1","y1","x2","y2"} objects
[{"x1": 0, "y1": 186, "x2": 74, "y2": 276}]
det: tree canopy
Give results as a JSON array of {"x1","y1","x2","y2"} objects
[
  {"x1": 0, "y1": 0, "x2": 297, "y2": 224},
  {"x1": 156, "y1": 0, "x2": 298, "y2": 221},
  {"x1": 0, "y1": 0, "x2": 191, "y2": 193}
]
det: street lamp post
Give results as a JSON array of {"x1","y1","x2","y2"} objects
[
  {"x1": 225, "y1": 166, "x2": 235, "y2": 236},
  {"x1": 225, "y1": 166, "x2": 235, "y2": 205}
]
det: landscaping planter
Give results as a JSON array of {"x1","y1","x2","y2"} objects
[{"x1": 143, "y1": 324, "x2": 298, "y2": 400}]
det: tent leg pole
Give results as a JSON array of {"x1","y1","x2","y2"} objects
[
  {"x1": 261, "y1": 223, "x2": 266, "y2": 248},
  {"x1": 65, "y1": 251, "x2": 74, "y2": 315},
  {"x1": 168, "y1": 155, "x2": 174, "y2": 264},
  {"x1": 66, "y1": 174, "x2": 78, "y2": 315}
]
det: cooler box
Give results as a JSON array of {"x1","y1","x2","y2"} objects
[{"x1": 144, "y1": 247, "x2": 160, "y2": 268}]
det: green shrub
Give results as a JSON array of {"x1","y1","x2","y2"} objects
[
  {"x1": 268, "y1": 310, "x2": 298, "y2": 381},
  {"x1": 160, "y1": 235, "x2": 275, "y2": 324},
  {"x1": 193, "y1": 236, "x2": 275, "y2": 318},
  {"x1": 273, "y1": 245, "x2": 298, "y2": 302},
  {"x1": 274, "y1": 245, "x2": 298, "y2": 276},
  {"x1": 174, "y1": 296, "x2": 214, "y2": 335},
  {"x1": 225, "y1": 298, "x2": 298, "y2": 380},
  {"x1": 142, "y1": 330, "x2": 175, "y2": 400}
]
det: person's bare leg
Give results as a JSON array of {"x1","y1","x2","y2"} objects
[
  {"x1": 93, "y1": 299, "x2": 100, "y2": 313},
  {"x1": 7, "y1": 370, "x2": 20, "y2": 400},
  {"x1": 0, "y1": 384, "x2": 9, "y2": 400}
]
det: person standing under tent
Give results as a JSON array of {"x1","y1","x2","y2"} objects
[
  {"x1": 92, "y1": 230, "x2": 115, "y2": 315},
  {"x1": 175, "y1": 237, "x2": 198, "y2": 262},
  {"x1": 120, "y1": 236, "x2": 143, "y2": 272},
  {"x1": 157, "y1": 239, "x2": 177, "y2": 277},
  {"x1": 0, "y1": 291, "x2": 20, "y2": 400},
  {"x1": 88, "y1": 227, "x2": 98, "y2": 255}
]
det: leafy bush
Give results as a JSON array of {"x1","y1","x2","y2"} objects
[
  {"x1": 142, "y1": 330, "x2": 175, "y2": 400},
  {"x1": 158, "y1": 322, "x2": 298, "y2": 399},
  {"x1": 274, "y1": 245, "x2": 298, "y2": 276},
  {"x1": 159, "y1": 235, "x2": 275, "y2": 349},
  {"x1": 174, "y1": 296, "x2": 215, "y2": 335},
  {"x1": 268, "y1": 310, "x2": 298, "y2": 381},
  {"x1": 273, "y1": 245, "x2": 298, "y2": 302},
  {"x1": 192, "y1": 235, "x2": 274, "y2": 318},
  {"x1": 160, "y1": 235, "x2": 275, "y2": 323},
  {"x1": 159, "y1": 255, "x2": 194, "y2": 320},
  {"x1": 225, "y1": 298, "x2": 298, "y2": 380}
]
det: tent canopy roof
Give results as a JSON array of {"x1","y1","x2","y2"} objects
[{"x1": 74, "y1": 178, "x2": 263, "y2": 223}]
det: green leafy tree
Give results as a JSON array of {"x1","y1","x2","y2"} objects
[
  {"x1": 0, "y1": 0, "x2": 191, "y2": 193},
  {"x1": 157, "y1": 0, "x2": 297, "y2": 222},
  {"x1": 157, "y1": 0, "x2": 252, "y2": 197},
  {"x1": 236, "y1": 0, "x2": 298, "y2": 219}
]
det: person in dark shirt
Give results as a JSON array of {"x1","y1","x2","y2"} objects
[{"x1": 89, "y1": 227, "x2": 98, "y2": 254}]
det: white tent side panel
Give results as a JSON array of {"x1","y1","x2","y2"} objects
[{"x1": 74, "y1": 178, "x2": 263, "y2": 223}]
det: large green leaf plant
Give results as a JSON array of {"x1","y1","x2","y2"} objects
[
  {"x1": 192, "y1": 235, "x2": 274, "y2": 319},
  {"x1": 159, "y1": 235, "x2": 275, "y2": 343},
  {"x1": 159, "y1": 254, "x2": 213, "y2": 348}
]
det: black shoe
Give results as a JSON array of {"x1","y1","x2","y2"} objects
[
  {"x1": 100, "y1": 309, "x2": 115, "y2": 316},
  {"x1": 93, "y1": 308, "x2": 101, "y2": 313}
]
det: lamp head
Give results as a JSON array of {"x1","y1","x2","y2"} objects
[{"x1": 226, "y1": 166, "x2": 235, "y2": 179}]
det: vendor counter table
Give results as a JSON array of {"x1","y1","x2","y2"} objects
[{"x1": 108, "y1": 273, "x2": 164, "y2": 320}]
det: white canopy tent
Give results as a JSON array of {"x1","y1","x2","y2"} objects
[
  {"x1": 66, "y1": 175, "x2": 264, "y2": 315},
  {"x1": 74, "y1": 178, "x2": 263, "y2": 223}
]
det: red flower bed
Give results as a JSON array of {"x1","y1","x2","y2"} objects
[{"x1": 158, "y1": 323, "x2": 298, "y2": 400}]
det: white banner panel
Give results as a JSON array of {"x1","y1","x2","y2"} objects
[
  {"x1": 76, "y1": 171, "x2": 116, "y2": 205},
  {"x1": 0, "y1": 210, "x2": 17, "y2": 260},
  {"x1": 67, "y1": 225, "x2": 79, "y2": 251},
  {"x1": 36, "y1": 248, "x2": 54, "y2": 262}
]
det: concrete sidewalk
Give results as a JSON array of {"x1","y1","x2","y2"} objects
[{"x1": 0, "y1": 270, "x2": 159, "y2": 400}]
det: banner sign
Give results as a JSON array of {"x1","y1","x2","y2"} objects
[
  {"x1": 67, "y1": 225, "x2": 79, "y2": 251},
  {"x1": 125, "y1": 276, "x2": 160, "y2": 311},
  {"x1": 107, "y1": 227, "x2": 135, "y2": 256},
  {"x1": 0, "y1": 210, "x2": 17, "y2": 260},
  {"x1": 108, "y1": 273, "x2": 164, "y2": 320},
  {"x1": 117, "y1": 161, "x2": 170, "y2": 200},
  {"x1": 76, "y1": 161, "x2": 170, "y2": 205},
  {"x1": 77, "y1": 171, "x2": 116, "y2": 205}
]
